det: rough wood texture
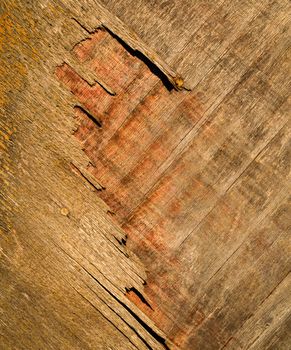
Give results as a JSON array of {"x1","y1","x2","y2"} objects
[
  {"x1": 55, "y1": 1, "x2": 291, "y2": 349},
  {"x1": 0, "y1": 1, "x2": 177, "y2": 349},
  {"x1": 98, "y1": 0, "x2": 290, "y2": 89},
  {"x1": 1, "y1": 0, "x2": 290, "y2": 349}
]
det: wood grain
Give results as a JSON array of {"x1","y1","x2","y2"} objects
[
  {"x1": 1, "y1": 0, "x2": 290, "y2": 349},
  {"x1": 0, "y1": 1, "x2": 177, "y2": 349},
  {"x1": 56, "y1": 1, "x2": 290, "y2": 349}
]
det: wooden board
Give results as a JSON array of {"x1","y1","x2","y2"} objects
[
  {"x1": 0, "y1": 1, "x2": 177, "y2": 349},
  {"x1": 1, "y1": 0, "x2": 290, "y2": 349}
]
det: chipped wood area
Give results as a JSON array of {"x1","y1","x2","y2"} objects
[
  {"x1": 1, "y1": 0, "x2": 291, "y2": 350},
  {"x1": 0, "y1": 2, "x2": 176, "y2": 350}
]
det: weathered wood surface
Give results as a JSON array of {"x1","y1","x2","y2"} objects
[
  {"x1": 58, "y1": 1, "x2": 291, "y2": 349},
  {"x1": 0, "y1": 1, "x2": 178, "y2": 349},
  {"x1": 98, "y1": 0, "x2": 290, "y2": 90},
  {"x1": 1, "y1": 0, "x2": 291, "y2": 349}
]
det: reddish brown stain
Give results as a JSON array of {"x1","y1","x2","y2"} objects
[{"x1": 56, "y1": 29, "x2": 205, "y2": 345}]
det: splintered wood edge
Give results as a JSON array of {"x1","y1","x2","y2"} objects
[
  {"x1": 71, "y1": 3, "x2": 188, "y2": 91},
  {"x1": 100, "y1": 24, "x2": 187, "y2": 91}
]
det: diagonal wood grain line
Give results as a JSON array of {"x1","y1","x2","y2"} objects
[
  {"x1": 54, "y1": 1, "x2": 291, "y2": 348},
  {"x1": 179, "y1": 121, "x2": 289, "y2": 248}
]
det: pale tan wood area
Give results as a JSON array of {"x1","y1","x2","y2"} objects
[{"x1": 1, "y1": 1, "x2": 290, "y2": 350}]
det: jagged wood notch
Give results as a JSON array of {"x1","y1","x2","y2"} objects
[
  {"x1": 74, "y1": 105, "x2": 102, "y2": 128},
  {"x1": 83, "y1": 266, "x2": 170, "y2": 350},
  {"x1": 125, "y1": 287, "x2": 153, "y2": 310},
  {"x1": 70, "y1": 163, "x2": 105, "y2": 191},
  {"x1": 71, "y1": 17, "x2": 185, "y2": 91},
  {"x1": 103, "y1": 26, "x2": 175, "y2": 92}
]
